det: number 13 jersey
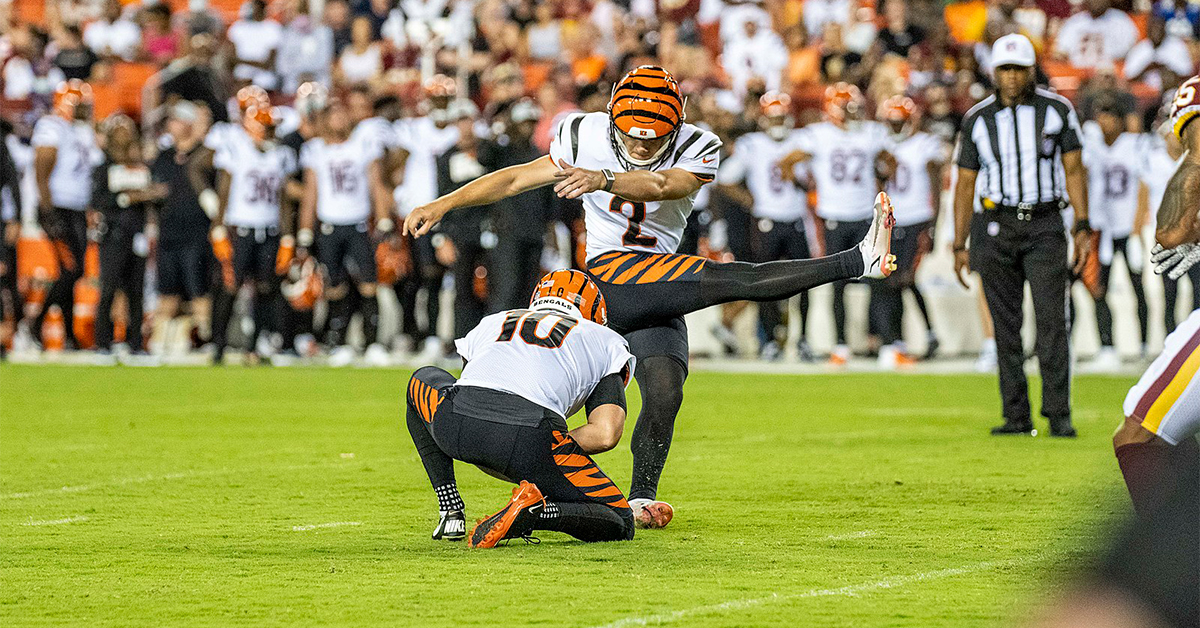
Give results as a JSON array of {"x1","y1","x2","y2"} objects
[
  {"x1": 795, "y1": 121, "x2": 891, "y2": 222},
  {"x1": 549, "y1": 112, "x2": 721, "y2": 261},
  {"x1": 454, "y1": 309, "x2": 635, "y2": 419}
]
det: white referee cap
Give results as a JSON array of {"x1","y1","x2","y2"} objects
[{"x1": 991, "y1": 34, "x2": 1036, "y2": 69}]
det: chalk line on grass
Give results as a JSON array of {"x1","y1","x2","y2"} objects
[
  {"x1": 20, "y1": 515, "x2": 89, "y2": 526},
  {"x1": 825, "y1": 529, "x2": 877, "y2": 541},
  {"x1": 292, "y1": 521, "x2": 362, "y2": 532},
  {"x1": 593, "y1": 557, "x2": 1032, "y2": 628}
]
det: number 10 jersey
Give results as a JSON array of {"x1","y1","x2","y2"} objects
[
  {"x1": 549, "y1": 112, "x2": 721, "y2": 262},
  {"x1": 454, "y1": 309, "x2": 635, "y2": 419}
]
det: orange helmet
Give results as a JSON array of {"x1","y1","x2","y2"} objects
[
  {"x1": 282, "y1": 257, "x2": 324, "y2": 311},
  {"x1": 242, "y1": 104, "x2": 276, "y2": 143},
  {"x1": 295, "y1": 81, "x2": 329, "y2": 118},
  {"x1": 236, "y1": 85, "x2": 270, "y2": 115},
  {"x1": 53, "y1": 79, "x2": 93, "y2": 120},
  {"x1": 823, "y1": 82, "x2": 865, "y2": 126},
  {"x1": 760, "y1": 91, "x2": 792, "y2": 117},
  {"x1": 529, "y1": 269, "x2": 607, "y2": 326},
  {"x1": 608, "y1": 65, "x2": 685, "y2": 169},
  {"x1": 425, "y1": 74, "x2": 457, "y2": 99},
  {"x1": 878, "y1": 95, "x2": 917, "y2": 123}
]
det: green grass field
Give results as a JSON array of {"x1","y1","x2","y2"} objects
[{"x1": 0, "y1": 365, "x2": 1135, "y2": 627}]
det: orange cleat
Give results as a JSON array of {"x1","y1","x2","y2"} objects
[
  {"x1": 630, "y1": 498, "x2": 674, "y2": 529},
  {"x1": 468, "y1": 481, "x2": 545, "y2": 548}
]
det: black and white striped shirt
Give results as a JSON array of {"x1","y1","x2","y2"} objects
[{"x1": 955, "y1": 88, "x2": 1083, "y2": 207}]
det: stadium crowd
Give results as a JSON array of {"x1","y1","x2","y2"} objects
[{"x1": 0, "y1": 0, "x2": 1194, "y2": 368}]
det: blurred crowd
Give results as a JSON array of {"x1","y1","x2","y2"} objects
[{"x1": 0, "y1": 0, "x2": 1196, "y2": 367}]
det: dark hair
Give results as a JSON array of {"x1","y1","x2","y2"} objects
[
  {"x1": 64, "y1": 24, "x2": 83, "y2": 39},
  {"x1": 373, "y1": 94, "x2": 400, "y2": 111}
]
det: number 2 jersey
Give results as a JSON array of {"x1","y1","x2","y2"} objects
[
  {"x1": 213, "y1": 134, "x2": 298, "y2": 228},
  {"x1": 794, "y1": 121, "x2": 891, "y2": 222},
  {"x1": 549, "y1": 112, "x2": 720, "y2": 261},
  {"x1": 454, "y1": 309, "x2": 635, "y2": 420},
  {"x1": 299, "y1": 133, "x2": 382, "y2": 225}
]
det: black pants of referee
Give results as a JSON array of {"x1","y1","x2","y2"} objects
[{"x1": 970, "y1": 210, "x2": 1071, "y2": 426}]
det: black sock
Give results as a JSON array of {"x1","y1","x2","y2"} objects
[
  {"x1": 250, "y1": 290, "x2": 272, "y2": 351},
  {"x1": 699, "y1": 249, "x2": 862, "y2": 307},
  {"x1": 628, "y1": 355, "x2": 685, "y2": 502},
  {"x1": 535, "y1": 501, "x2": 633, "y2": 542},
  {"x1": 212, "y1": 290, "x2": 236, "y2": 351},
  {"x1": 326, "y1": 296, "x2": 350, "y2": 346},
  {"x1": 434, "y1": 483, "x2": 464, "y2": 512},
  {"x1": 1116, "y1": 441, "x2": 1177, "y2": 520},
  {"x1": 361, "y1": 294, "x2": 380, "y2": 345}
]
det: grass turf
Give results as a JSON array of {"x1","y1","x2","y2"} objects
[{"x1": 0, "y1": 365, "x2": 1133, "y2": 627}]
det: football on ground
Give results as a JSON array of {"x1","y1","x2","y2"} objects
[{"x1": 1, "y1": 365, "x2": 1128, "y2": 626}]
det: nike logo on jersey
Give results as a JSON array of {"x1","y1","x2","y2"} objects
[{"x1": 702, "y1": 157, "x2": 715, "y2": 164}]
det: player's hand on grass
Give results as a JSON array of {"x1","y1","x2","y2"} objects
[
  {"x1": 952, "y1": 246, "x2": 970, "y2": 289},
  {"x1": 553, "y1": 167, "x2": 604, "y2": 199},
  {"x1": 1151, "y1": 242, "x2": 1200, "y2": 279},
  {"x1": 403, "y1": 203, "x2": 446, "y2": 238}
]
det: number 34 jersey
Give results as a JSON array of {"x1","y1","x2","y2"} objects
[
  {"x1": 795, "y1": 121, "x2": 892, "y2": 222},
  {"x1": 549, "y1": 112, "x2": 721, "y2": 261},
  {"x1": 454, "y1": 309, "x2": 635, "y2": 419},
  {"x1": 213, "y1": 135, "x2": 298, "y2": 228}
]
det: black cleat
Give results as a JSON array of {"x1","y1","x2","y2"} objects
[
  {"x1": 1048, "y1": 419, "x2": 1077, "y2": 438},
  {"x1": 923, "y1": 335, "x2": 940, "y2": 360},
  {"x1": 432, "y1": 510, "x2": 466, "y2": 541},
  {"x1": 990, "y1": 421, "x2": 1035, "y2": 436}
]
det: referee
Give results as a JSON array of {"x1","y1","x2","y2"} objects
[{"x1": 952, "y1": 34, "x2": 1092, "y2": 438}]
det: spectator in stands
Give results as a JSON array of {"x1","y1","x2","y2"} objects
[
  {"x1": 336, "y1": 16, "x2": 383, "y2": 86},
  {"x1": 566, "y1": 22, "x2": 607, "y2": 84},
  {"x1": 277, "y1": 1, "x2": 334, "y2": 93},
  {"x1": 1053, "y1": 0, "x2": 1139, "y2": 70},
  {"x1": 325, "y1": 0, "x2": 353, "y2": 55},
  {"x1": 804, "y1": 0, "x2": 851, "y2": 40},
  {"x1": 156, "y1": 33, "x2": 228, "y2": 123},
  {"x1": 524, "y1": 3, "x2": 562, "y2": 62},
  {"x1": 177, "y1": 0, "x2": 224, "y2": 39},
  {"x1": 3, "y1": 26, "x2": 63, "y2": 100},
  {"x1": 1078, "y1": 67, "x2": 1140, "y2": 131},
  {"x1": 350, "y1": 0, "x2": 392, "y2": 39},
  {"x1": 53, "y1": 25, "x2": 98, "y2": 81},
  {"x1": 1155, "y1": 0, "x2": 1200, "y2": 41},
  {"x1": 878, "y1": 0, "x2": 926, "y2": 57},
  {"x1": 1125, "y1": 14, "x2": 1195, "y2": 92},
  {"x1": 724, "y1": 16, "x2": 788, "y2": 96},
  {"x1": 227, "y1": 0, "x2": 283, "y2": 90},
  {"x1": 140, "y1": 4, "x2": 181, "y2": 67},
  {"x1": 83, "y1": 0, "x2": 139, "y2": 62}
]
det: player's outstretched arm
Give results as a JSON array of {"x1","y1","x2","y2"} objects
[
  {"x1": 403, "y1": 155, "x2": 559, "y2": 237},
  {"x1": 553, "y1": 166, "x2": 706, "y2": 202},
  {"x1": 1155, "y1": 159, "x2": 1200, "y2": 249}
]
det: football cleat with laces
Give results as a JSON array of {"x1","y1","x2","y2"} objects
[{"x1": 468, "y1": 481, "x2": 544, "y2": 548}]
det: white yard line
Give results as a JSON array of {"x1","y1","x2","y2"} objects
[
  {"x1": 21, "y1": 515, "x2": 89, "y2": 526},
  {"x1": 291, "y1": 521, "x2": 361, "y2": 532},
  {"x1": 1, "y1": 460, "x2": 364, "y2": 500},
  {"x1": 825, "y1": 529, "x2": 877, "y2": 541},
  {"x1": 593, "y1": 558, "x2": 1032, "y2": 628}
]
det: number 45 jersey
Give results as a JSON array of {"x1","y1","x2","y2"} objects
[
  {"x1": 549, "y1": 112, "x2": 721, "y2": 261},
  {"x1": 454, "y1": 309, "x2": 635, "y2": 419}
]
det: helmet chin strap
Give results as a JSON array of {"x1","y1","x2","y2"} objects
[{"x1": 615, "y1": 130, "x2": 673, "y2": 167}]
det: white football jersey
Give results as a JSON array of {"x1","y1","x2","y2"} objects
[
  {"x1": 352, "y1": 116, "x2": 398, "y2": 156},
  {"x1": 795, "y1": 121, "x2": 891, "y2": 221},
  {"x1": 454, "y1": 309, "x2": 635, "y2": 419},
  {"x1": 549, "y1": 112, "x2": 720, "y2": 261},
  {"x1": 718, "y1": 130, "x2": 811, "y2": 222},
  {"x1": 394, "y1": 116, "x2": 460, "y2": 215},
  {"x1": 31, "y1": 116, "x2": 99, "y2": 211},
  {"x1": 204, "y1": 121, "x2": 249, "y2": 164},
  {"x1": 1139, "y1": 133, "x2": 1183, "y2": 214},
  {"x1": 886, "y1": 132, "x2": 946, "y2": 227},
  {"x1": 214, "y1": 135, "x2": 298, "y2": 228},
  {"x1": 300, "y1": 134, "x2": 382, "y2": 225},
  {"x1": 1083, "y1": 126, "x2": 1143, "y2": 238}
]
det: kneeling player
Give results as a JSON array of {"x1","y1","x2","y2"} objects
[
  {"x1": 406, "y1": 270, "x2": 637, "y2": 547},
  {"x1": 1114, "y1": 77, "x2": 1200, "y2": 520}
]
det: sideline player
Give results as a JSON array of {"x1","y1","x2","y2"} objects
[
  {"x1": 717, "y1": 91, "x2": 817, "y2": 360},
  {"x1": 875, "y1": 96, "x2": 945, "y2": 367},
  {"x1": 210, "y1": 105, "x2": 297, "y2": 364},
  {"x1": 406, "y1": 270, "x2": 636, "y2": 547},
  {"x1": 296, "y1": 97, "x2": 394, "y2": 367},
  {"x1": 1114, "y1": 76, "x2": 1200, "y2": 521},
  {"x1": 404, "y1": 66, "x2": 896, "y2": 528},
  {"x1": 778, "y1": 83, "x2": 895, "y2": 365},
  {"x1": 30, "y1": 79, "x2": 99, "y2": 349}
]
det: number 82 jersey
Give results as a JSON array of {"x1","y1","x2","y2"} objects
[{"x1": 549, "y1": 112, "x2": 721, "y2": 261}]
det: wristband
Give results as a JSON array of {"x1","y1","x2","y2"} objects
[
  {"x1": 210, "y1": 224, "x2": 227, "y2": 240},
  {"x1": 280, "y1": 234, "x2": 295, "y2": 247},
  {"x1": 601, "y1": 169, "x2": 616, "y2": 192},
  {"x1": 1071, "y1": 219, "x2": 1092, "y2": 236},
  {"x1": 117, "y1": 193, "x2": 131, "y2": 208},
  {"x1": 376, "y1": 218, "x2": 395, "y2": 233},
  {"x1": 297, "y1": 228, "x2": 314, "y2": 247}
]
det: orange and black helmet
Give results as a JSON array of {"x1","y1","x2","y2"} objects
[
  {"x1": 242, "y1": 104, "x2": 276, "y2": 143},
  {"x1": 53, "y1": 79, "x2": 93, "y2": 120},
  {"x1": 760, "y1": 91, "x2": 792, "y2": 117},
  {"x1": 878, "y1": 95, "x2": 917, "y2": 123},
  {"x1": 236, "y1": 85, "x2": 270, "y2": 115},
  {"x1": 823, "y1": 82, "x2": 865, "y2": 125},
  {"x1": 608, "y1": 66, "x2": 685, "y2": 169},
  {"x1": 529, "y1": 269, "x2": 607, "y2": 326}
]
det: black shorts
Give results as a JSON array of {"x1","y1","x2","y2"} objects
[
  {"x1": 317, "y1": 222, "x2": 376, "y2": 286},
  {"x1": 158, "y1": 241, "x2": 211, "y2": 299},
  {"x1": 586, "y1": 250, "x2": 708, "y2": 368},
  {"x1": 890, "y1": 220, "x2": 932, "y2": 286},
  {"x1": 822, "y1": 218, "x2": 871, "y2": 257},
  {"x1": 407, "y1": 367, "x2": 633, "y2": 522},
  {"x1": 231, "y1": 226, "x2": 280, "y2": 286},
  {"x1": 753, "y1": 218, "x2": 812, "y2": 263}
]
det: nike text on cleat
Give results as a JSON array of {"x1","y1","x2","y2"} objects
[
  {"x1": 468, "y1": 481, "x2": 544, "y2": 548},
  {"x1": 859, "y1": 192, "x2": 897, "y2": 279},
  {"x1": 629, "y1": 498, "x2": 674, "y2": 529},
  {"x1": 432, "y1": 510, "x2": 466, "y2": 541}
]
